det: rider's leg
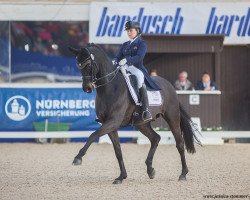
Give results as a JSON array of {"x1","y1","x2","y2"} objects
[
  {"x1": 139, "y1": 83, "x2": 152, "y2": 121},
  {"x1": 127, "y1": 65, "x2": 152, "y2": 121},
  {"x1": 126, "y1": 65, "x2": 144, "y2": 88}
]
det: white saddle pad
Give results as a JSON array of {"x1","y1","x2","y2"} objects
[
  {"x1": 120, "y1": 66, "x2": 162, "y2": 106},
  {"x1": 147, "y1": 91, "x2": 162, "y2": 106}
]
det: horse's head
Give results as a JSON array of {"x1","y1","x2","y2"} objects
[{"x1": 68, "y1": 45, "x2": 100, "y2": 93}]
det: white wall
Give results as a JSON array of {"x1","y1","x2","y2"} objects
[
  {"x1": 0, "y1": 0, "x2": 249, "y2": 3},
  {"x1": 0, "y1": 4, "x2": 89, "y2": 21},
  {"x1": 0, "y1": 0, "x2": 250, "y2": 21}
]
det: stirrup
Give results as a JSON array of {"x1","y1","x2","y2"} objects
[{"x1": 142, "y1": 109, "x2": 152, "y2": 121}]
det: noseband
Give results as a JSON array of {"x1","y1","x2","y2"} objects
[
  {"x1": 77, "y1": 47, "x2": 120, "y2": 88},
  {"x1": 77, "y1": 47, "x2": 98, "y2": 84}
]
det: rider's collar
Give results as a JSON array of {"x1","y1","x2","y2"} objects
[{"x1": 129, "y1": 36, "x2": 139, "y2": 44}]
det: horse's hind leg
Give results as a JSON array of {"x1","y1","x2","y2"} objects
[
  {"x1": 108, "y1": 131, "x2": 127, "y2": 184},
  {"x1": 162, "y1": 111, "x2": 188, "y2": 181},
  {"x1": 136, "y1": 123, "x2": 161, "y2": 179}
]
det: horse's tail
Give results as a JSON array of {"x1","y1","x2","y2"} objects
[{"x1": 179, "y1": 103, "x2": 202, "y2": 154}]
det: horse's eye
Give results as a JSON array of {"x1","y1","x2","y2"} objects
[{"x1": 77, "y1": 62, "x2": 85, "y2": 70}]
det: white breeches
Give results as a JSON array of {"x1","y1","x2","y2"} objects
[{"x1": 126, "y1": 65, "x2": 144, "y2": 88}]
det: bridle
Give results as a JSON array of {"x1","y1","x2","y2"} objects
[{"x1": 77, "y1": 47, "x2": 120, "y2": 88}]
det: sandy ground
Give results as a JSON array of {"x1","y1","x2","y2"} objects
[{"x1": 0, "y1": 143, "x2": 250, "y2": 200}]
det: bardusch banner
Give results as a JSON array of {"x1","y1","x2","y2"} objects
[{"x1": 89, "y1": 2, "x2": 250, "y2": 44}]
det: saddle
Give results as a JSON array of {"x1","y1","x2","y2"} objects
[{"x1": 119, "y1": 66, "x2": 162, "y2": 107}]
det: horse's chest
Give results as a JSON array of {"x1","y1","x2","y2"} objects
[{"x1": 95, "y1": 99, "x2": 111, "y2": 118}]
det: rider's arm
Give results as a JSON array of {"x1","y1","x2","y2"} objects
[
  {"x1": 113, "y1": 43, "x2": 126, "y2": 62},
  {"x1": 125, "y1": 41, "x2": 147, "y2": 67}
]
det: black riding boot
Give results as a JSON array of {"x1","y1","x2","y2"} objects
[{"x1": 139, "y1": 84, "x2": 152, "y2": 121}]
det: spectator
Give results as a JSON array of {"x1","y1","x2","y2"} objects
[
  {"x1": 195, "y1": 72, "x2": 218, "y2": 91},
  {"x1": 11, "y1": 21, "x2": 89, "y2": 57},
  {"x1": 174, "y1": 70, "x2": 193, "y2": 90},
  {"x1": 150, "y1": 68, "x2": 158, "y2": 76}
]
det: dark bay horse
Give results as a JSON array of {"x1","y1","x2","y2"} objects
[{"x1": 68, "y1": 43, "x2": 201, "y2": 184}]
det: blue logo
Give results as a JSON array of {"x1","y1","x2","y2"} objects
[
  {"x1": 206, "y1": 7, "x2": 250, "y2": 36},
  {"x1": 96, "y1": 7, "x2": 183, "y2": 37},
  {"x1": 5, "y1": 95, "x2": 31, "y2": 121}
]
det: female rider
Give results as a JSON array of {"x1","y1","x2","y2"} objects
[{"x1": 113, "y1": 20, "x2": 161, "y2": 121}]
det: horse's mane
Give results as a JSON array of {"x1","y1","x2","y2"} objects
[{"x1": 87, "y1": 43, "x2": 110, "y2": 61}]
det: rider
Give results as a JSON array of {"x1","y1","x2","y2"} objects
[{"x1": 112, "y1": 20, "x2": 161, "y2": 121}]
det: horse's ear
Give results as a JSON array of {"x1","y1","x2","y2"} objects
[{"x1": 68, "y1": 46, "x2": 79, "y2": 56}]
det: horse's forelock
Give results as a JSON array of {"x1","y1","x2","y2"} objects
[
  {"x1": 77, "y1": 48, "x2": 90, "y2": 63},
  {"x1": 78, "y1": 44, "x2": 111, "y2": 68}
]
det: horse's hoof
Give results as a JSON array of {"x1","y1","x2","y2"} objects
[
  {"x1": 72, "y1": 157, "x2": 82, "y2": 166},
  {"x1": 178, "y1": 175, "x2": 187, "y2": 181},
  {"x1": 112, "y1": 179, "x2": 123, "y2": 184},
  {"x1": 148, "y1": 168, "x2": 156, "y2": 179}
]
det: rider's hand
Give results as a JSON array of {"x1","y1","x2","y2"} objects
[
  {"x1": 119, "y1": 58, "x2": 127, "y2": 66},
  {"x1": 112, "y1": 60, "x2": 117, "y2": 66}
]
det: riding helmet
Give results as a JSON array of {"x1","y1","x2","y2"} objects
[{"x1": 124, "y1": 20, "x2": 141, "y2": 34}]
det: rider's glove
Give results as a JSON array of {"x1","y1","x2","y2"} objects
[
  {"x1": 112, "y1": 59, "x2": 117, "y2": 66},
  {"x1": 119, "y1": 58, "x2": 127, "y2": 66}
]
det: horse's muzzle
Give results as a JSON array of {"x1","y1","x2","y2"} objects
[{"x1": 82, "y1": 83, "x2": 94, "y2": 93}]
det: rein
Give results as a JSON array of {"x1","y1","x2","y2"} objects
[
  {"x1": 93, "y1": 66, "x2": 120, "y2": 88},
  {"x1": 77, "y1": 46, "x2": 120, "y2": 88}
]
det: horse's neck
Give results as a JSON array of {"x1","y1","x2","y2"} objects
[
  {"x1": 94, "y1": 47, "x2": 113, "y2": 77},
  {"x1": 98, "y1": 63, "x2": 114, "y2": 77},
  {"x1": 92, "y1": 46, "x2": 122, "y2": 96},
  {"x1": 96, "y1": 72, "x2": 124, "y2": 97}
]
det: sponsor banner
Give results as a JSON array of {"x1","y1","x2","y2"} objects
[
  {"x1": 0, "y1": 88, "x2": 99, "y2": 131},
  {"x1": 89, "y1": 2, "x2": 250, "y2": 44}
]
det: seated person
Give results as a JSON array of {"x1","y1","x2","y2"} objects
[
  {"x1": 150, "y1": 68, "x2": 158, "y2": 76},
  {"x1": 174, "y1": 71, "x2": 193, "y2": 90},
  {"x1": 195, "y1": 72, "x2": 218, "y2": 91}
]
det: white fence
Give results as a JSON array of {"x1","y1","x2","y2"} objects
[{"x1": 0, "y1": 131, "x2": 250, "y2": 145}]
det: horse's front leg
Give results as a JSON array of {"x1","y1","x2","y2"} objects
[
  {"x1": 108, "y1": 131, "x2": 127, "y2": 184},
  {"x1": 72, "y1": 120, "x2": 119, "y2": 165}
]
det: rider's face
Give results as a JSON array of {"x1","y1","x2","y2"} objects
[{"x1": 127, "y1": 28, "x2": 138, "y2": 39}]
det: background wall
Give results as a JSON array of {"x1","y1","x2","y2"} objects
[
  {"x1": 146, "y1": 46, "x2": 250, "y2": 130},
  {"x1": 220, "y1": 46, "x2": 250, "y2": 130},
  {"x1": 146, "y1": 53, "x2": 214, "y2": 86},
  {"x1": 1, "y1": 0, "x2": 250, "y2": 3}
]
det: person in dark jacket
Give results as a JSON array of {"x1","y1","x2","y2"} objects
[
  {"x1": 195, "y1": 72, "x2": 218, "y2": 91},
  {"x1": 112, "y1": 20, "x2": 160, "y2": 121}
]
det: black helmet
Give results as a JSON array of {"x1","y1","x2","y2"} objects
[{"x1": 124, "y1": 21, "x2": 141, "y2": 34}]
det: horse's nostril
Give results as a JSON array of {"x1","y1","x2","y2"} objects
[
  {"x1": 82, "y1": 82, "x2": 93, "y2": 93},
  {"x1": 83, "y1": 86, "x2": 92, "y2": 93}
]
